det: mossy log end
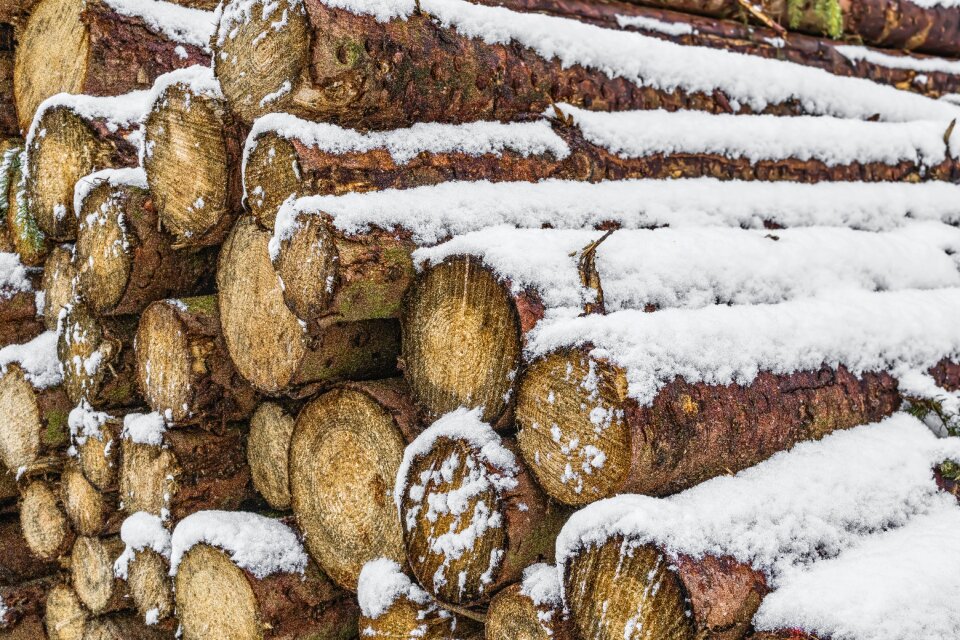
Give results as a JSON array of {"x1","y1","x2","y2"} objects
[
  {"x1": 72, "y1": 535, "x2": 129, "y2": 616},
  {"x1": 0, "y1": 366, "x2": 70, "y2": 472},
  {"x1": 143, "y1": 78, "x2": 247, "y2": 247},
  {"x1": 397, "y1": 434, "x2": 568, "y2": 605},
  {"x1": 213, "y1": 0, "x2": 811, "y2": 128},
  {"x1": 41, "y1": 245, "x2": 76, "y2": 332},
  {"x1": 61, "y1": 464, "x2": 122, "y2": 538},
  {"x1": 124, "y1": 547, "x2": 173, "y2": 625},
  {"x1": 120, "y1": 425, "x2": 252, "y2": 521},
  {"x1": 289, "y1": 379, "x2": 419, "y2": 591},
  {"x1": 247, "y1": 402, "x2": 296, "y2": 511},
  {"x1": 75, "y1": 180, "x2": 215, "y2": 316},
  {"x1": 486, "y1": 582, "x2": 574, "y2": 640},
  {"x1": 45, "y1": 582, "x2": 90, "y2": 640},
  {"x1": 516, "y1": 352, "x2": 901, "y2": 506},
  {"x1": 4, "y1": 145, "x2": 52, "y2": 267},
  {"x1": 217, "y1": 217, "x2": 400, "y2": 396},
  {"x1": 136, "y1": 296, "x2": 256, "y2": 424},
  {"x1": 19, "y1": 479, "x2": 75, "y2": 561},
  {"x1": 24, "y1": 105, "x2": 139, "y2": 241},
  {"x1": 13, "y1": 0, "x2": 208, "y2": 133},
  {"x1": 175, "y1": 544, "x2": 359, "y2": 640},
  {"x1": 58, "y1": 302, "x2": 139, "y2": 409},
  {"x1": 0, "y1": 516, "x2": 58, "y2": 585},
  {"x1": 0, "y1": 575, "x2": 56, "y2": 637}
]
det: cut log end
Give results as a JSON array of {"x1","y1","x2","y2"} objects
[
  {"x1": 76, "y1": 423, "x2": 119, "y2": 492},
  {"x1": 360, "y1": 596, "x2": 479, "y2": 639},
  {"x1": 565, "y1": 539, "x2": 694, "y2": 640},
  {"x1": 244, "y1": 132, "x2": 301, "y2": 228},
  {"x1": 401, "y1": 257, "x2": 520, "y2": 424},
  {"x1": 134, "y1": 301, "x2": 194, "y2": 422},
  {"x1": 517, "y1": 351, "x2": 632, "y2": 506},
  {"x1": 41, "y1": 245, "x2": 77, "y2": 332},
  {"x1": 0, "y1": 365, "x2": 41, "y2": 471},
  {"x1": 118, "y1": 440, "x2": 176, "y2": 518},
  {"x1": 61, "y1": 464, "x2": 114, "y2": 537},
  {"x1": 72, "y1": 535, "x2": 127, "y2": 615},
  {"x1": 126, "y1": 547, "x2": 173, "y2": 624},
  {"x1": 74, "y1": 182, "x2": 136, "y2": 314},
  {"x1": 290, "y1": 388, "x2": 407, "y2": 590},
  {"x1": 273, "y1": 213, "x2": 339, "y2": 323},
  {"x1": 486, "y1": 583, "x2": 561, "y2": 640},
  {"x1": 247, "y1": 402, "x2": 294, "y2": 510},
  {"x1": 20, "y1": 479, "x2": 73, "y2": 560},
  {"x1": 45, "y1": 583, "x2": 90, "y2": 640},
  {"x1": 4, "y1": 146, "x2": 51, "y2": 267}
]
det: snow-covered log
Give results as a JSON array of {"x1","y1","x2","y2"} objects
[
  {"x1": 68, "y1": 404, "x2": 124, "y2": 493},
  {"x1": 3, "y1": 144, "x2": 51, "y2": 267},
  {"x1": 113, "y1": 512, "x2": 173, "y2": 625},
  {"x1": 486, "y1": 563, "x2": 574, "y2": 640},
  {"x1": 0, "y1": 249, "x2": 44, "y2": 347},
  {"x1": 72, "y1": 535, "x2": 130, "y2": 615}
]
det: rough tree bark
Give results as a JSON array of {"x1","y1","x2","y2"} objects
[
  {"x1": 19, "y1": 478, "x2": 74, "y2": 561},
  {"x1": 80, "y1": 613, "x2": 175, "y2": 640},
  {"x1": 61, "y1": 464, "x2": 122, "y2": 538},
  {"x1": 0, "y1": 515, "x2": 57, "y2": 585},
  {"x1": 119, "y1": 425, "x2": 252, "y2": 521},
  {"x1": 44, "y1": 582, "x2": 90, "y2": 640},
  {"x1": 0, "y1": 32, "x2": 15, "y2": 138},
  {"x1": 247, "y1": 401, "x2": 297, "y2": 511},
  {"x1": 0, "y1": 575, "x2": 55, "y2": 638},
  {"x1": 3, "y1": 144, "x2": 51, "y2": 267},
  {"x1": 71, "y1": 535, "x2": 129, "y2": 615},
  {"x1": 74, "y1": 178, "x2": 215, "y2": 316},
  {"x1": 13, "y1": 0, "x2": 209, "y2": 134},
  {"x1": 0, "y1": 366, "x2": 70, "y2": 472},
  {"x1": 486, "y1": 581, "x2": 574, "y2": 640},
  {"x1": 516, "y1": 352, "x2": 902, "y2": 505},
  {"x1": 0, "y1": 261, "x2": 43, "y2": 348},
  {"x1": 40, "y1": 245, "x2": 76, "y2": 331},
  {"x1": 135, "y1": 296, "x2": 257, "y2": 425},
  {"x1": 289, "y1": 379, "x2": 420, "y2": 590},
  {"x1": 57, "y1": 302, "x2": 139, "y2": 409},
  {"x1": 175, "y1": 543, "x2": 359, "y2": 640},
  {"x1": 217, "y1": 216, "x2": 400, "y2": 396}
]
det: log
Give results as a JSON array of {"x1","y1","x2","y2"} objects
[
  {"x1": 247, "y1": 402, "x2": 296, "y2": 510},
  {"x1": 57, "y1": 302, "x2": 139, "y2": 408},
  {"x1": 13, "y1": 0, "x2": 211, "y2": 134},
  {"x1": 73, "y1": 169, "x2": 215, "y2": 316},
  {"x1": 119, "y1": 422, "x2": 252, "y2": 521},
  {"x1": 0, "y1": 254, "x2": 43, "y2": 347},
  {"x1": 142, "y1": 67, "x2": 246, "y2": 247},
  {"x1": 0, "y1": 37, "x2": 14, "y2": 138},
  {"x1": 289, "y1": 379, "x2": 420, "y2": 590},
  {"x1": 3, "y1": 144, "x2": 50, "y2": 267},
  {"x1": 0, "y1": 576, "x2": 56, "y2": 638},
  {"x1": 217, "y1": 216, "x2": 400, "y2": 395},
  {"x1": 19, "y1": 479, "x2": 74, "y2": 561},
  {"x1": 40, "y1": 245, "x2": 76, "y2": 331},
  {"x1": 61, "y1": 464, "x2": 121, "y2": 538},
  {"x1": 0, "y1": 139, "x2": 17, "y2": 254},
  {"x1": 485, "y1": 566, "x2": 574, "y2": 640},
  {"x1": 135, "y1": 296, "x2": 256, "y2": 425},
  {"x1": 80, "y1": 613, "x2": 174, "y2": 640},
  {"x1": 72, "y1": 536, "x2": 129, "y2": 615},
  {"x1": 44, "y1": 582, "x2": 90, "y2": 640},
  {"x1": 0, "y1": 515, "x2": 58, "y2": 585},
  {"x1": 395, "y1": 409, "x2": 568, "y2": 605},
  {"x1": 68, "y1": 405, "x2": 123, "y2": 492},
  {"x1": 113, "y1": 511, "x2": 174, "y2": 626},
  {"x1": 0, "y1": 364, "x2": 70, "y2": 472}
]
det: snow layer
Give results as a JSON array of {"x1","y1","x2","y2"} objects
[
  {"x1": 114, "y1": 512, "x2": 171, "y2": 579},
  {"x1": 753, "y1": 505, "x2": 960, "y2": 640},
  {"x1": 68, "y1": 401, "x2": 110, "y2": 447},
  {"x1": 26, "y1": 91, "x2": 152, "y2": 155},
  {"x1": 0, "y1": 332, "x2": 62, "y2": 389},
  {"x1": 526, "y1": 288, "x2": 960, "y2": 406},
  {"x1": 121, "y1": 412, "x2": 166, "y2": 446},
  {"x1": 169, "y1": 511, "x2": 308, "y2": 579},
  {"x1": 557, "y1": 104, "x2": 960, "y2": 164},
  {"x1": 272, "y1": 179, "x2": 960, "y2": 251},
  {"x1": 836, "y1": 44, "x2": 960, "y2": 75},
  {"x1": 103, "y1": 0, "x2": 216, "y2": 49},
  {"x1": 614, "y1": 14, "x2": 695, "y2": 36},
  {"x1": 147, "y1": 65, "x2": 224, "y2": 105},
  {"x1": 520, "y1": 562, "x2": 562, "y2": 608},
  {"x1": 357, "y1": 558, "x2": 432, "y2": 618},
  {"x1": 73, "y1": 167, "x2": 148, "y2": 219},
  {"x1": 556, "y1": 414, "x2": 960, "y2": 585},
  {"x1": 0, "y1": 253, "x2": 34, "y2": 300}
]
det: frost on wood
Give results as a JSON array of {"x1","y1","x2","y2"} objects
[{"x1": 114, "y1": 512, "x2": 171, "y2": 579}]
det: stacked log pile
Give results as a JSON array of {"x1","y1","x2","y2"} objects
[{"x1": 0, "y1": 0, "x2": 959, "y2": 637}]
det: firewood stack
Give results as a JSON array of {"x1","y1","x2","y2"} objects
[{"x1": 1, "y1": 0, "x2": 960, "y2": 638}]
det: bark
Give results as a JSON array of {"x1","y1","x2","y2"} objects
[
  {"x1": 247, "y1": 402, "x2": 296, "y2": 511},
  {"x1": 0, "y1": 139, "x2": 17, "y2": 254},
  {"x1": 81, "y1": 613, "x2": 175, "y2": 640},
  {"x1": 0, "y1": 576, "x2": 55, "y2": 638},
  {"x1": 4, "y1": 143, "x2": 51, "y2": 267},
  {"x1": 217, "y1": 216, "x2": 400, "y2": 396},
  {"x1": 0, "y1": 265, "x2": 43, "y2": 348},
  {"x1": 119, "y1": 424, "x2": 252, "y2": 521},
  {"x1": 289, "y1": 379, "x2": 421, "y2": 590},
  {"x1": 19, "y1": 479, "x2": 75, "y2": 561},
  {"x1": 213, "y1": 0, "x2": 816, "y2": 128},
  {"x1": 175, "y1": 543, "x2": 359, "y2": 640},
  {"x1": 44, "y1": 582, "x2": 90, "y2": 640},
  {"x1": 748, "y1": 632, "x2": 818, "y2": 640},
  {"x1": 0, "y1": 48, "x2": 16, "y2": 140},
  {"x1": 0, "y1": 0, "x2": 38, "y2": 26},
  {"x1": 135, "y1": 296, "x2": 256, "y2": 425},
  {"x1": 517, "y1": 350, "x2": 901, "y2": 505},
  {"x1": 0, "y1": 366, "x2": 70, "y2": 472},
  {"x1": 0, "y1": 515, "x2": 58, "y2": 585},
  {"x1": 72, "y1": 536, "x2": 129, "y2": 615},
  {"x1": 397, "y1": 433, "x2": 568, "y2": 605},
  {"x1": 123, "y1": 547, "x2": 173, "y2": 625},
  {"x1": 24, "y1": 104, "x2": 140, "y2": 242},
  {"x1": 74, "y1": 179, "x2": 215, "y2": 316},
  {"x1": 57, "y1": 302, "x2": 139, "y2": 409},
  {"x1": 13, "y1": 0, "x2": 209, "y2": 134},
  {"x1": 142, "y1": 74, "x2": 247, "y2": 247},
  {"x1": 61, "y1": 464, "x2": 122, "y2": 538},
  {"x1": 486, "y1": 582, "x2": 575, "y2": 640},
  {"x1": 40, "y1": 245, "x2": 76, "y2": 332}
]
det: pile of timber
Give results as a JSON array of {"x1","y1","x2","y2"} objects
[{"x1": 0, "y1": 0, "x2": 959, "y2": 637}]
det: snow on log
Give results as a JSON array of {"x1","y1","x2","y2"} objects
[
  {"x1": 73, "y1": 168, "x2": 216, "y2": 316},
  {"x1": 211, "y1": 0, "x2": 960, "y2": 127},
  {"x1": 72, "y1": 535, "x2": 130, "y2": 615},
  {"x1": 486, "y1": 563, "x2": 574, "y2": 640},
  {"x1": 217, "y1": 216, "x2": 400, "y2": 395},
  {"x1": 0, "y1": 249, "x2": 44, "y2": 348},
  {"x1": 402, "y1": 225, "x2": 959, "y2": 424},
  {"x1": 23, "y1": 91, "x2": 148, "y2": 241},
  {"x1": 61, "y1": 462, "x2": 122, "y2": 538},
  {"x1": 556, "y1": 414, "x2": 960, "y2": 640},
  {"x1": 68, "y1": 402, "x2": 123, "y2": 492},
  {"x1": 3, "y1": 145, "x2": 51, "y2": 267},
  {"x1": 13, "y1": 0, "x2": 212, "y2": 134},
  {"x1": 142, "y1": 66, "x2": 247, "y2": 247},
  {"x1": 517, "y1": 287, "x2": 960, "y2": 505},
  {"x1": 113, "y1": 511, "x2": 173, "y2": 625},
  {"x1": 171, "y1": 511, "x2": 360, "y2": 640},
  {"x1": 394, "y1": 408, "x2": 569, "y2": 605},
  {"x1": 44, "y1": 582, "x2": 89, "y2": 640},
  {"x1": 289, "y1": 379, "x2": 420, "y2": 590},
  {"x1": 19, "y1": 478, "x2": 74, "y2": 561},
  {"x1": 135, "y1": 296, "x2": 256, "y2": 424},
  {"x1": 118, "y1": 414, "x2": 252, "y2": 521}
]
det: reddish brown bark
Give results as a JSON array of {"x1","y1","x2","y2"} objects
[
  {"x1": 0, "y1": 516, "x2": 58, "y2": 586},
  {"x1": 0, "y1": 46, "x2": 15, "y2": 138},
  {"x1": 0, "y1": 271, "x2": 43, "y2": 348}
]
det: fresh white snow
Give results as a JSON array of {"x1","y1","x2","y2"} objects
[
  {"x1": 73, "y1": 167, "x2": 148, "y2": 219},
  {"x1": 114, "y1": 511, "x2": 172, "y2": 579},
  {"x1": 0, "y1": 331, "x2": 62, "y2": 389},
  {"x1": 121, "y1": 412, "x2": 167, "y2": 446},
  {"x1": 357, "y1": 558, "x2": 432, "y2": 619},
  {"x1": 103, "y1": 0, "x2": 216, "y2": 49}
]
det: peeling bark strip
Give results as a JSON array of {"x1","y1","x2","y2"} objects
[
  {"x1": 517, "y1": 352, "x2": 901, "y2": 505},
  {"x1": 135, "y1": 296, "x2": 257, "y2": 425},
  {"x1": 13, "y1": 0, "x2": 210, "y2": 134},
  {"x1": 74, "y1": 179, "x2": 216, "y2": 316},
  {"x1": 119, "y1": 425, "x2": 252, "y2": 521},
  {"x1": 175, "y1": 544, "x2": 359, "y2": 640},
  {"x1": 0, "y1": 516, "x2": 58, "y2": 585}
]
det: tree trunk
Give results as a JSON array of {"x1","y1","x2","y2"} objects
[
  {"x1": 217, "y1": 216, "x2": 400, "y2": 396},
  {"x1": 0, "y1": 515, "x2": 58, "y2": 584},
  {"x1": 135, "y1": 296, "x2": 257, "y2": 425},
  {"x1": 4, "y1": 145, "x2": 50, "y2": 267},
  {"x1": 122, "y1": 546, "x2": 173, "y2": 626},
  {"x1": 119, "y1": 425, "x2": 252, "y2": 521},
  {"x1": 174, "y1": 543, "x2": 359, "y2": 640},
  {"x1": 0, "y1": 575, "x2": 56, "y2": 637},
  {"x1": 396, "y1": 416, "x2": 568, "y2": 605},
  {"x1": 289, "y1": 379, "x2": 420, "y2": 590},
  {"x1": 19, "y1": 479, "x2": 74, "y2": 561},
  {"x1": 486, "y1": 581, "x2": 574, "y2": 640},
  {"x1": 517, "y1": 352, "x2": 901, "y2": 505},
  {"x1": 81, "y1": 613, "x2": 175, "y2": 640},
  {"x1": 74, "y1": 175, "x2": 215, "y2": 316},
  {"x1": 247, "y1": 402, "x2": 297, "y2": 511},
  {"x1": 44, "y1": 582, "x2": 90, "y2": 640},
  {"x1": 57, "y1": 302, "x2": 139, "y2": 409},
  {"x1": 0, "y1": 366, "x2": 70, "y2": 472},
  {"x1": 143, "y1": 68, "x2": 247, "y2": 247},
  {"x1": 13, "y1": 0, "x2": 210, "y2": 134},
  {"x1": 61, "y1": 464, "x2": 122, "y2": 538},
  {"x1": 23, "y1": 96, "x2": 143, "y2": 242},
  {"x1": 40, "y1": 245, "x2": 75, "y2": 332},
  {"x1": 71, "y1": 535, "x2": 129, "y2": 615}
]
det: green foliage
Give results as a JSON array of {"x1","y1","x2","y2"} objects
[{"x1": 904, "y1": 395, "x2": 960, "y2": 437}]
